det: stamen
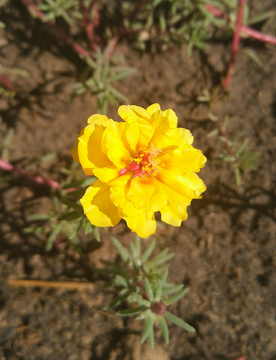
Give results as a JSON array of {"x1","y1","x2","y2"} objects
[{"x1": 119, "y1": 144, "x2": 162, "y2": 178}]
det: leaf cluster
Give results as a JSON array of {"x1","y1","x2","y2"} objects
[
  {"x1": 72, "y1": 49, "x2": 136, "y2": 114},
  {"x1": 98, "y1": 236, "x2": 195, "y2": 348},
  {"x1": 207, "y1": 115, "x2": 259, "y2": 186},
  {"x1": 22, "y1": 159, "x2": 100, "y2": 251},
  {"x1": 122, "y1": 0, "x2": 234, "y2": 54}
]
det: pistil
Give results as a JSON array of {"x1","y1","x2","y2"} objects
[{"x1": 119, "y1": 144, "x2": 161, "y2": 178}]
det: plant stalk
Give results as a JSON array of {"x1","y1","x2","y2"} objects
[
  {"x1": 223, "y1": 0, "x2": 247, "y2": 90},
  {"x1": 0, "y1": 158, "x2": 75, "y2": 192},
  {"x1": 20, "y1": 0, "x2": 91, "y2": 59},
  {"x1": 205, "y1": 3, "x2": 276, "y2": 45},
  {"x1": 0, "y1": 72, "x2": 15, "y2": 91}
]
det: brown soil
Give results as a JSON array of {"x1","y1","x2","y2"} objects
[{"x1": 0, "y1": 1, "x2": 275, "y2": 360}]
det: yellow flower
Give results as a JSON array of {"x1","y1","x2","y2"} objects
[{"x1": 71, "y1": 104, "x2": 206, "y2": 238}]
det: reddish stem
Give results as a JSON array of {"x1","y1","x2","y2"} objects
[
  {"x1": 205, "y1": 4, "x2": 228, "y2": 20},
  {"x1": 205, "y1": 3, "x2": 276, "y2": 45},
  {"x1": 20, "y1": 0, "x2": 90, "y2": 59},
  {"x1": 106, "y1": 35, "x2": 119, "y2": 59},
  {"x1": 241, "y1": 25, "x2": 276, "y2": 45},
  {"x1": 223, "y1": 0, "x2": 246, "y2": 90},
  {"x1": 216, "y1": 121, "x2": 235, "y2": 158},
  {"x1": 0, "y1": 73, "x2": 15, "y2": 91},
  {"x1": 0, "y1": 159, "x2": 75, "y2": 192},
  {"x1": 79, "y1": 0, "x2": 99, "y2": 51}
]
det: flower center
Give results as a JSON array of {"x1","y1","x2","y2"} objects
[{"x1": 119, "y1": 144, "x2": 161, "y2": 178}]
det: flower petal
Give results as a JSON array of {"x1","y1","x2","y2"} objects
[
  {"x1": 146, "y1": 103, "x2": 160, "y2": 115},
  {"x1": 71, "y1": 144, "x2": 79, "y2": 163},
  {"x1": 102, "y1": 120, "x2": 131, "y2": 168},
  {"x1": 157, "y1": 169, "x2": 198, "y2": 204},
  {"x1": 93, "y1": 167, "x2": 120, "y2": 183},
  {"x1": 109, "y1": 175, "x2": 142, "y2": 217},
  {"x1": 123, "y1": 212, "x2": 156, "y2": 238},
  {"x1": 77, "y1": 124, "x2": 113, "y2": 175},
  {"x1": 151, "y1": 118, "x2": 193, "y2": 150},
  {"x1": 126, "y1": 122, "x2": 140, "y2": 152},
  {"x1": 179, "y1": 172, "x2": 207, "y2": 196},
  {"x1": 118, "y1": 105, "x2": 151, "y2": 124},
  {"x1": 81, "y1": 180, "x2": 121, "y2": 227},
  {"x1": 161, "y1": 145, "x2": 207, "y2": 175},
  {"x1": 162, "y1": 108, "x2": 178, "y2": 128},
  {"x1": 87, "y1": 114, "x2": 109, "y2": 127},
  {"x1": 160, "y1": 203, "x2": 188, "y2": 227},
  {"x1": 127, "y1": 177, "x2": 167, "y2": 212}
]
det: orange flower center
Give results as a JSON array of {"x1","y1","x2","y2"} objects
[{"x1": 119, "y1": 144, "x2": 162, "y2": 178}]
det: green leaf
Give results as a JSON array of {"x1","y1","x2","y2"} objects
[
  {"x1": 106, "y1": 290, "x2": 132, "y2": 310},
  {"x1": 143, "y1": 250, "x2": 174, "y2": 271},
  {"x1": 46, "y1": 222, "x2": 64, "y2": 251},
  {"x1": 116, "y1": 305, "x2": 148, "y2": 317},
  {"x1": 109, "y1": 67, "x2": 136, "y2": 82},
  {"x1": 154, "y1": 280, "x2": 162, "y2": 302},
  {"x1": 140, "y1": 239, "x2": 156, "y2": 263},
  {"x1": 92, "y1": 225, "x2": 101, "y2": 241},
  {"x1": 206, "y1": 129, "x2": 219, "y2": 138},
  {"x1": 84, "y1": 220, "x2": 93, "y2": 235},
  {"x1": 147, "y1": 323, "x2": 154, "y2": 348},
  {"x1": 241, "y1": 48, "x2": 263, "y2": 67},
  {"x1": 162, "y1": 284, "x2": 184, "y2": 296},
  {"x1": 160, "y1": 268, "x2": 168, "y2": 287},
  {"x1": 247, "y1": 10, "x2": 275, "y2": 25},
  {"x1": 159, "y1": 13, "x2": 166, "y2": 31},
  {"x1": 134, "y1": 235, "x2": 141, "y2": 257},
  {"x1": 164, "y1": 287, "x2": 188, "y2": 306},
  {"x1": 163, "y1": 312, "x2": 195, "y2": 332},
  {"x1": 62, "y1": 177, "x2": 97, "y2": 189},
  {"x1": 130, "y1": 242, "x2": 140, "y2": 267},
  {"x1": 148, "y1": 264, "x2": 168, "y2": 275},
  {"x1": 144, "y1": 278, "x2": 154, "y2": 302},
  {"x1": 23, "y1": 226, "x2": 44, "y2": 234},
  {"x1": 140, "y1": 314, "x2": 155, "y2": 344},
  {"x1": 135, "y1": 308, "x2": 151, "y2": 320},
  {"x1": 115, "y1": 275, "x2": 128, "y2": 288},
  {"x1": 111, "y1": 237, "x2": 129, "y2": 263},
  {"x1": 110, "y1": 86, "x2": 128, "y2": 102},
  {"x1": 60, "y1": 198, "x2": 82, "y2": 209},
  {"x1": 158, "y1": 316, "x2": 169, "y2": 344},
  {"x1": 39, "y1": 152, "x2": 57, "y2": 162},
  {"x1": 27, "y1": 213, "x2": 51, "y2": 222},
  {"x1": 152, "y1": 0, "x2": 163, "y2": 7},
  {"x1": 234, "y1": 166, "x2": 241, "y2": 187},
  {"x1": 58, "y1": 210, "x2": 82, "y2": 221}
]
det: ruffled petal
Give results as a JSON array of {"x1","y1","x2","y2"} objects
[
  {"x1": 146, "y1": 103, "x2": 160, "y2": 115},
  {"x1": 150, "y1": 118, "x2": 193, "y2": 151},
  {"x1": 157, "y1": 168, "x2": 197, "y2": 204},
  {"x1": 71, "y1": 129, "x2": 85, "y2": 164},
  {"x1": 123, "y1": 212, "x2": 156, "y2": 238},
  {"x1": 179, "y1": 172, "x2": 207, "y2": 196},
  {"x1": 162, "y1": 109, "x2": 178, "y2": 128},
  {"x1": 87, "y1": 114, "x2": 109, "y2": 127},
  {"x1": 127, "y1": 177, "x2": 167, "y2": 212},
  {"x1": 160, "y1": 145, "x2": 207, "y2": 175},
  {"x1": 160, "y1": 203, "x2": 188, "y2": 227},
  {"x1": 71, "y1": 144, "x2": 79, "y2": 163},
  {"x1": 125, "y1": 122, "x2": 154, "y2": 152},
  {"x1": 102, "y1": 120, "x2": 131, "y2": 168},
  {"x1": 77, "y1": 124, "x2": 113, "y2": 175},
  {"x1": 118, "y1": 105, "x2": 151, "y2": 124},
  {"x1": 109, "y1": 175, "x2": 142, "y2": 217},
  {"x1": 81, "y1": 180, "x2": 121, "y2": 227},
  {"x1": 93, "y1": 167, "x2": 120, "y2": 183},
  {"x1": 126, "y1": 122, "x2": 140, "y2": 152}
]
